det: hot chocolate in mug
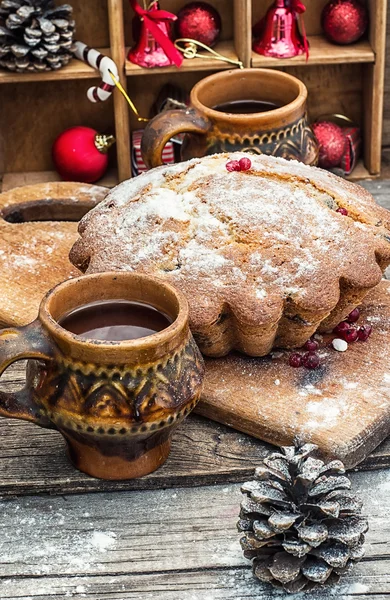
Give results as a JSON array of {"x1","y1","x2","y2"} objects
[
  {"x1": 0, "y1": 272, "x2": 205, "y2": 479},
  {"x1": 141, "y1": 68, "x2": 318, "y2": 168}
]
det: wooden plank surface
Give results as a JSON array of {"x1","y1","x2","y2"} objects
[
  {"x1": 0, "y1": 179, "x2": 390, "y2": 496},
  {"x1": 252, "y1": 36, "x2": 375, "y2": 68},
  {"x1": 1, "y1": 468, "x2": 390, "y2": 598},
  {"x1": 0, "y1": 50, "x2": 111, "y2": 84}
]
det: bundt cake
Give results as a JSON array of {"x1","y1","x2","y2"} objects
[{"x1": 70, "y1": 153, "x2": 390, "y2": 357}]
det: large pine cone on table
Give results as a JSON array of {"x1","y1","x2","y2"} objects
[
  {"x1": 0, "y1": 0, "x2": 75, "y2": 72},
  {"x1": 238, "y1": 444, "x2": 368, "y2": 593}
]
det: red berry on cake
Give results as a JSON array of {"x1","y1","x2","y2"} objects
[
  {"x1": 302, "y1": 352, "x2": 320, "y2": 369},
  {"x1": 289, "y1": 353, "x2": 303, "y2": 368},
  {"x1": 336, "y1": 207, "x2": 348, "y2": 216},
  {"x1": 303, "y1": 339, "x2": 319, "y2": 352},
  {"x1": 226, "y1": 160, "x2": 241, "y2": 172},
  {"x1": 357, "y1": 325, "x2": 372, "y2": 341},
  {"x1": 342, "y1": 327, "x2": 358, "y2": 343},
  {"x1": 239, "y1": 157, "x2": 252, "y2": 171},
  {"x1": 334, "y1": 321, "x2": 349, "y2": 335},
  {"x1": 347, "y1": 308, "x2": 360, "y2": 323}
]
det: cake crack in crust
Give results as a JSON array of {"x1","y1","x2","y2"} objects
[{"x1": 70, "y1": 153, "x2": 390, "y2": 357}]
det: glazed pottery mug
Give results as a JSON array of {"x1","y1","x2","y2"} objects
[
  {"x1": 141, "y1": 68, "x2": 319, "y2": 168},
  {"x1": 0, "y1": 273, "x2": 205, "y2": 479}
]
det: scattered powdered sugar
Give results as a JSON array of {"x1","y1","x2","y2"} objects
[{"x1": 79, "y1": 152, "x2": 388, "y2": 315}]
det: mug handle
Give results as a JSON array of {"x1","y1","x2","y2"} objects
[
  {"x1": 0, "y1": 320, "x2": 54, "y2": 426},
  {"x1": 141, "y1": 108, "x2": 212, "y2": 169}
]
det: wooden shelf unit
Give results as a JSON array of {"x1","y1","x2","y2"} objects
[{"x1": 0, "y1": 0, "x2": 387, "y2": 191}]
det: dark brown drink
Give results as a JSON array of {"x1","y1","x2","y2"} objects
[
  {"x1": 212, "y1": 99, "x2": 281, "y2": 114},
  {"x1": 59, "y1": 300, "x2": 172, "y2": 341}
]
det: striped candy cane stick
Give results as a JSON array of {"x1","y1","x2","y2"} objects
[{"x1": 73, "y1": 41, "x2": 118, "y2": 103}]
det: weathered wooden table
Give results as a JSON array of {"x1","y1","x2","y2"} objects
[{"x1": 1, "y1": 180, "x2": 390, "y2": 600}]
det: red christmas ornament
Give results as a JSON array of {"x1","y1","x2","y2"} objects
[
  {"x1": 176, "y1": 2, "x2": 221, "y2": 48},
  {"x1": 321, "y1": 0, "x2": 368, "y2": 45},
  {"x1": 253, "y1": 0, "x2": 309, "y2": 60},
  {"x1": 128, "y1": 0, "x2": 183, "y2": 68},
  {"x1": 311, "y1": 121, "x2": 347, "y2": 169},
  {"x1": 52, "y1": 126, "x2": 115, "y2": 183}
]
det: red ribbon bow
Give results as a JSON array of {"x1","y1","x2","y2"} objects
[
  {"x1": 130, "y1": 0, "x2": 183, "y2": 68},
  {"x1": 290, "y1": 0, "x2": 309, "y2": 61}
]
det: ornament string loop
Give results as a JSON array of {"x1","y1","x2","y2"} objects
[
  {"x1": 290, "y1": 0, "x2": 309, "y2": 61},
  {"x1": 174, "y1": 38, "x2": 244, "y2": 69},
  {"x1": 130, "y1": 0, "x2": 183, "y2": 67},
  {"x1": 108, "y1": 70, "x2": 149, "y2": 122}
]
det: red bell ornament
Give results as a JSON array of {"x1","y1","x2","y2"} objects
[
  {"x1": 253, "y1": 0, "x2": 309, "y2": 60},
  {"x1": 128, "y1": 0, "x2": 183, "y2": 68}
]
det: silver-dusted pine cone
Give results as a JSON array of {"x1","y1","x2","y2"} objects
[
  {"x1": 0, "y1": 0, "x2": 75, "y2": 72},
  {"x1": 238, "y1": 444, "x2": 368, "y2": 593}
]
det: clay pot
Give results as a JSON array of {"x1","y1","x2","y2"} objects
[
  {"x1": 141, "y1": 68, "x2": 318, "y2": 168},
  {"x1": 0, "y1": 272, "x2": 204, "y2": 479}
]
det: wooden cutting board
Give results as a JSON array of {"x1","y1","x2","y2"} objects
[
  {"x1": 0, "y1": 182, "x2": 107, "y2": 327},
  {"x1": 0, "y1": 186, "x2": 389, "y2": 468}
]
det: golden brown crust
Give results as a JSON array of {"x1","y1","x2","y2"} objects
[{"x1": 70, "y1": 153, "x2": 390, "y2": 356}]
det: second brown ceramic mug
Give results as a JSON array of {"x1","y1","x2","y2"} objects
[
  {"x1": 0, "y1": 273, "x2": 205, "y2": 480},
  {"x1": 141, "y1": 68, "x2": 318, "y2": 168}
]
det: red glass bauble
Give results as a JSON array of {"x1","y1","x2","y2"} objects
[
  {"x1": 176, "y1": 1, "x2": 221, "y2": 48},
  {"x1": 52, "y1": 126, "x2": 111, "y2": 183},
  {"x1": 321, "y1": 0, "x2": 368, "y2": 45},
  {"x1": 312, "y1": 121, "x2": 347, "y2": 169}
]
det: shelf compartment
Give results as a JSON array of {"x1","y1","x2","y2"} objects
[
  {"x1": 1, "y1": 169, "x2": 118, "y2": 193},
  {"x1": 125, "y1": 41, "x2": 240, "y2": 76},
  {"x1": 0, "y1": 49, "x2": 111, "y2": 85},
  {"x1": 251, "y1": 36, "x2": 375, "y2": 68}
]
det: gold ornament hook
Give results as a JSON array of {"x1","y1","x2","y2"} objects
[
  {"x1": 108, "y1": 70, "x2": 149, "y2": 123},
  {"x1": 174, "y1": 38, "x2": 244, "y2": 69}
]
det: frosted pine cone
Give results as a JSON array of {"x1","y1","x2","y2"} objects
[
  {"x1": 0, "y1": 0, "x2": 75, "y2": 72},
  {"x1": 238, "y1": 444, "x2": 368, "y2": 593}
]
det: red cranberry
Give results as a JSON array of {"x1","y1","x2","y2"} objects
[
  {"x1": 302, "y1": 352, "x2": 320, "y2": 369},
  {"x1": 304, "y1": 339, "x2": 319, "y2": 352},
  {"x1": 226, "y1": 160, "x2": 241, "y2": 172},
  {"x1": 239, "y1": 157, "x2": 252, "y2": 171},
  {"x1": 347, "y1": 308, "x2": 360, "y2": 323},
  {"x1": 289, "y1": 353, "x2": 303, "y2": 368},
  {"x1": 357, "y1": 325, "x2": 372, "y2": 341},
  {"x1": 336, "y1": 207, "x2": 348, "y2": 216},
  {"x1": 333, "y1": 321, "x2": 349, "y2": 335},
  {"x1": 341, "y1": 327, "x2": 358, "y2": 343}
]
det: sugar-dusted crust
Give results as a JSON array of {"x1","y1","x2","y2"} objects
[{"x1": 70, "y1": 153, "x2": 390, "y2": 357}]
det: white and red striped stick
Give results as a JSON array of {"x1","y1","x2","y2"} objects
[{"x1": 73, "y1": 41, "x2": 119, "y2": 103}]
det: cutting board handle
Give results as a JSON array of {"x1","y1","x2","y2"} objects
[{"x1": 0, "y1": 321, "x2": 54, "y2": 426}]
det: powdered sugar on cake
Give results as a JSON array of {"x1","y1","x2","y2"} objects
[
  {"x1": 74, "y1": 153, "x2": 389, "y2": 305},
  {"x1": 70, "y1": 153, "x2": 390, "y2": 356}
]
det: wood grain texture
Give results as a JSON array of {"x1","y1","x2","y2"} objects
[
  {"x1": 0, "y1": 469, "x2": 389, "y2": 598},
  {"x1": 0, "y1": 182, "x2": 107, "y2": 327},
  {"x1": 199, "y1": 281, "x2": 390, "y2": 469},
  {"x1": 108, "y1": 0, "x2": 132, "y2": 182},
  {"x1": 363, "y1": 0, "x2": 387, "y2": 175},
  {"x1": 234, "y1": 0, "x2": 252, "y2": 68},
  {"x1": 252, "y1": 37, "x2": 374, "y2": 68}
]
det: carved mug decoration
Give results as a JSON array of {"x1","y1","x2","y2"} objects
[
  {"x1": 141, "y1": 68, "x2": 319, "y2": 168},
  {"x1": 0, "y1": 273, "x2": 204, "y2": 480}
]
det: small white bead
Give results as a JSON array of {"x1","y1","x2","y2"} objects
[
  {"x1": 332, "y1": 338, "x2": 348, "y2": 352},
  {"x1": 274, "y1": 379, "x2": 280, "y2": 386}
]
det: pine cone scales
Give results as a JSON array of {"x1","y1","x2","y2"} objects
[
  {"x1": 238, "y1": 445, "x2": 368, "y2": 593},
  {"x1": 0, "y1": 0, "x2": 75, "y2": 72}
]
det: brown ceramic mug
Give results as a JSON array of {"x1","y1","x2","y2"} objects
[
  {"x1": 0, "y1": 273, "x2": 205, "y2": 480},
  {"x1": 141, "y1": 68, "x2": 318, "y2": 168}
]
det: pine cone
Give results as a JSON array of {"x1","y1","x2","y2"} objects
[
  {"x1": 0, "y1": 0, "x2": 76, "y2": 72},
  {"x1": 238, "y1": 444, "x2": 368, "y2": 593}
]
